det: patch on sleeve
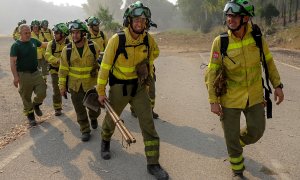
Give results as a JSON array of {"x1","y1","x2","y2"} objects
[{"x1": 213, "y1": 52, "x2": 219, "y2": 59}]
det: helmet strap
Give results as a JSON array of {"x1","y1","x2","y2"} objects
[{"x1": 228, "y1": 15, "x2": 246, "y2": 32}]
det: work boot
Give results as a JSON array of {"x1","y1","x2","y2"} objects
[
  {"x1": 152, "y1": 110, "x2": 159, "y2": 119},
  {"x1": 33, "y1": 104, "x2": 43, "y2": 116},
  {"x1": 232, "y1": 171, "x2": 244, "y2": 180},
  {"x1": 81, "y1": 132, "x2": 91, "y2": 142},
  {"x1": 91, "y1": 119, "x2": 98, "y2": 129},
  {"x1": 27, "y1": 113, "x2": 37, "y2": 126},
  {"x1": 101, "y1": 140, "x2": 111, "y2": 160},
  {"x1": 54, "y1": 109, "x2": 62, "y2": 116},
  {"x1": 147, "y1": 164, "x2": 169, "y2": 180},
  {"x1": 130, "y1": 107, "x2": 137, "y2": 118}
]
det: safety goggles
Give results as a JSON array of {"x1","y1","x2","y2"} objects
[
  {"x1": 91, "y1": 19, "x2": 100, "y2": 26},
  {"x1": 223, "y1": 2, "x2": 244, "y2": 15},
  {"x1": 131, "y1": 7, "x2": 151, "y2": 18},
  {"x1": 52, "y1": 26, "x2": 59, "y2": 32},
  {"x1": 68, "y1": 22, "x2": 80, "y2": 29}
]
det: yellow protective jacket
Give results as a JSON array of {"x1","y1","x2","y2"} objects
[
  {"x1": 12, "y1": 27, "x2": 20, "y2": 41},
  {"x1": 96, "y1": 27, "x2": 160, "y2": 96},
  {"x1": 205, "y1": 23, "x2": 281, "y2": 109},
  {"x1": 41, "y1": 28, "x2": 54, "y2": 42},
  {"x1": 88, "y1": 28, "x2": 108, "y2": 52},
  {"x1": 44, "y1": 39, "x2": 68, "y2": 74},
  {"x1": 31, "y1": 31, "x2": 45, "y2": 59},
  {"x1": 58, "y1": 38, "x2": 100, "y2": 92}
]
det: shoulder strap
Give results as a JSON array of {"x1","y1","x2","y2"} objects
[
  {"x1": 114, "y1": 31, "x2": 127, "y2": 64},
  {"x1": 65, "y1": 37, "x2": 70, "y2": 45},
  {"x1": 100, "y1": 31, "x2": 105, "y2": 39},
  {"x1": 86, "y1": 33, "x2": 91, "y2": 40},
  {"x1": 220, "y1": 32, "x2": 229, "y2": 58},
  {"x1": 87, "y1": 40, "x2": 96, "y2": 60},
  {"x1": 143, "y1": 32, "x2": 150, "y2": 59},
  {"x1": 66, "y1": 43, "x2": 72, "y2": 66},
  {"x1": 41, "y1": 31, "x2": 47, "y2": 42},
  {"x1": 51, "y1": 40, "x2": 56, "y2": 55}
]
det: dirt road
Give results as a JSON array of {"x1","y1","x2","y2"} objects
[{"x1": 0, "y1": 36, "x2": 300, "y2": 179}]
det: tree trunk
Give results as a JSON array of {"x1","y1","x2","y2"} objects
[
  {"x1": 289, "y1": 0, "x2": 292, "y2": 22},
  {"x1": 295, "y1": 0, "x2": 299, "y2": 22},
  {"x1": 283, "y1": 0, "x2": 287, "y2": 26}
]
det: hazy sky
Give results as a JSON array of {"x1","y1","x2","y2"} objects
[{"x1": 41, "y1": 0, "x2": 177, "y2": 7}]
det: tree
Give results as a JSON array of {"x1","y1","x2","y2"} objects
[
  {"x1": 261, "y1": 3, "x2": 280, "y2": 26},
  {"x1": 95, "y1": 5, "x2": 121, "y2": 32}
]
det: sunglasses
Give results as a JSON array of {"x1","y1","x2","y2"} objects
[
  {"x1": 131, "y1": 7, "x2": 151, "y2": 18},
  {"x1": 223, "y1": 2, "x2": 243, "y2": 14}
]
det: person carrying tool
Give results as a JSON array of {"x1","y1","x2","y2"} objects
[
  {"x1": 58, "y1": 20, "x2": 101, "y2": 142},
  {"x1": 96, "y1": 2, "x2": 168, "y2": 180},
  {"x1": 205, "y1": 0, "x2": 284, "y2": 179}
]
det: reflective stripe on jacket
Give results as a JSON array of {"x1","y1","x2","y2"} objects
[
  {"x1": 205, "y1": 23, "x2": 281, "y2": 108},
  {"x1": 58, "y1": 38, "x2": 100, "y2": 92},
  {"x1": 96, "y1": 27, "x2": 160, "y2": 96}
]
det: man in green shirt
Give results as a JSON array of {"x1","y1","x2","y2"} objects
[{"x1": 10, "y1": 24, "x2": 47, "y2": 126}]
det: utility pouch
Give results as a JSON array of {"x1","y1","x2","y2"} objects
[
  {"x1": 136, "y1": 59, "x2": 150, "y2": 86},
  {"x1": 213, "y1": 67, "x2": 227, "y2": 97}
]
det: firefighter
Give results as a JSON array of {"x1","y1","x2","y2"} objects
[
  {"x1": 31, "y1": 20, "x2": 48, "y2": 81},
  {"x1": 58, "y1": 20, "x2": 101, "y2": 142},
  {"x1": 41, "y1": 19, "x2": 54, "y2": 42},
  {"x1": 96, "y1": 1, "x2": 168, "y2": 180},
  {"x1": 45, "y1": 23, "x2": 70, "y2": 116},
  {"x1": 85, "y1": 16, "x2": 108, "y2": 52},
  {"x1": 205, "y1": 0, "x2": 284, "y2": 179},
  {"x1": 12, "y1": 19, "x2": 26, "y2": 41},
  {"x1": 10, "y1": 24, "x2": 47, "y2": 126}
]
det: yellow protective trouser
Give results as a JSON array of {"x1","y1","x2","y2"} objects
[
  {"x1": 18, "y1": 71, "x2": 47, "y2": 115},
  {"x1": 101, "y1": 83, "x2": 160, "y2": 164},
  {"x1": 50, "y1": 73, "x2": 62, "y2": 110},
  {"x1": 221, "y1": 103, "x2": 266, "y2": 172},
  {"x1": 70, "y1": 86, "x2": 100, "y2": 134}
]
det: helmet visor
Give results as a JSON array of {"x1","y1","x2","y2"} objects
[
  {"x1": 91, "y1": 19, "x2": 100, "y2": 26},
  {"x1": 224, "y1": 2, "x2": 242, "y2": 14},
  {"x1": 68, "y1": 22, "x2": 80, "y2": 30},
  {"x1": 131, "y1": 7, "x2": 151, "y2": 18}
]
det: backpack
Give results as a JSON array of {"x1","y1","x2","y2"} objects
[
  {"x1": 220, "y1": 24, "x2": 273, "y2": 118},
  {"x1": 112, "y1": 30, "x2": 150, "y2": 68}
]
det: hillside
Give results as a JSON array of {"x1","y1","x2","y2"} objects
[{"x1": 0, "y1": 0, "x2": 86, "y2": 35}]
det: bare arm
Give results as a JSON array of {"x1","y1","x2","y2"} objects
[
  {"x1": 40, "y1": 42, "x2": 48, "y2": 48},
  {"x1": 10, "y1": 56, "x2": 19, "y2": 88}
]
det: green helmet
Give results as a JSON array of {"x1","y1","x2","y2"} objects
[
  {"x1": 31, "y1": 20, "x2": 40, "y2": 27},
  {"x1": 224, "y1": 0, "x2": 255, "y2": 17},
  {"x1": 86, "y1": 16, "x2": 100, "y2": 26},
  {"x1": 52, "y1": 23, "x2": 69, "y2": 36},
  {"x1": 18, "y1": 19, "x2": 26, "y2": 26},
  {"x1": 123, "y1": 1, "x2": 151, "y2": 19},
  {"x1": 41, "y1": 19, "x2": 49, "y2": 27},
  {"x1": 68, "y1": 19, "x2": 89, "y2": 33}
]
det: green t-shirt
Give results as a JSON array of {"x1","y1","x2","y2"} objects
[{"x1": 10, "y1": 38, "x2": 42, "y2": 72}]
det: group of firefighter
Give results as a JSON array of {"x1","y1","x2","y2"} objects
[{"x1": 10, "y1": 0, "x2": 285, "y2": 180}]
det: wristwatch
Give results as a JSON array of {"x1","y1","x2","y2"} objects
[{"x1": 276, "y1": 83, "x2": 284, "y2": 89}]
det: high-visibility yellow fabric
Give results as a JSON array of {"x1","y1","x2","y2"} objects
[
  {"x1": 96, "y1": 28, "x2": 160, "y2": 96},
  {"x1": 88, "y1": 28, "x2": 108, "y2": 52},
  {"x1": 41, "y1": 28, "x2": 54, "y2": 42},
  {"x1": 12, "y1": 27, "x2": 20, "y2": 41},
  {"x1": 31, "y1": 31, "x2": 45, "y2": 59},
  {"x1": 205, "y1": 23, "x2": 281, "y2": 108},
  {"x1": 58, "y1": 38, "x2": 100, "y2": 92},
  {"x1": 45, "y1": 39, "x2": 68, "y2": 74}
]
